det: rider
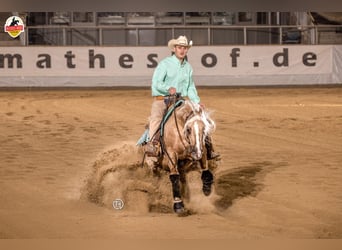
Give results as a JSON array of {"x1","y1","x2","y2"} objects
[{"x1": 145, "y1": 35, "x2": 219, "y2": 160}]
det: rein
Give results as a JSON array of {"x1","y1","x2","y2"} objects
[{"x1": 160, "y1": 98, "x2": 185, "y2": 137}]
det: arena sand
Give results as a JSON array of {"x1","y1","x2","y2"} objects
[{"x1": 0, "y1": 86, "x2": 342, "y2": 239}]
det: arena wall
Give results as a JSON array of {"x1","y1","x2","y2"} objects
[{"x1": 0, "y1": 45, "x2": 341, "y2": 87}]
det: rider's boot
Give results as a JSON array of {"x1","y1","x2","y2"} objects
[
  {"x1": 205, "y1": 136, "x2": 221, "y2": 161},
  {"x1": 145, "y1": 130, "x2": 161, "y2": 157},
  {"x1": 145, "y1": 140, "x2": 160, "y2": 157}
]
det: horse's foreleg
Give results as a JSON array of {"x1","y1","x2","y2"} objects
[
  {"x1": 169, "y1": 174, "x2": 185, "y2": 213},
  {"x1": 199, "y1": 151, "x2": 214, "y2": 196},
  {"x1": 168, "y1": 152, "x2": 185, "y2": 213},
  {"x1": 201, "y1": 169, "x2": 213, "y2": 196}
]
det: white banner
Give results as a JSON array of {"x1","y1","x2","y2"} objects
[{"x1": 0, "y1": 45, "x2": 340, "y2": 86}]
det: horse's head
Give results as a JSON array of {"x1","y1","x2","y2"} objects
[
  {"x1": 184, "y1": 116, "x2": 206, "y2": 160},
  {"x1": 183, "y1": 106, "x2": 215, "y2": 160}
]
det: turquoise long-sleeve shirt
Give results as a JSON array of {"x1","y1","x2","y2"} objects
[{"x1": 151, "y1": 54, "x2": 200, "y2": 103}]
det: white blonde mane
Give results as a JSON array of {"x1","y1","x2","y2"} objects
[{"x1": 184, "y1": 101, "x2": 216, "y2": 136}]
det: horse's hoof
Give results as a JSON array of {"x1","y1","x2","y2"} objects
[
  {"x1": 202, "y1": 184, "x2": 212, "y2": 196},
  {"x1": 173, "y1": 199, "x2": 185, "y2": 213}
]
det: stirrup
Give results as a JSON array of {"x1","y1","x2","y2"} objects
[{"x1": 208, "y1": 151, "x2": 221, "y2": 161}]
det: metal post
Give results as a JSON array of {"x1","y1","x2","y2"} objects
[
  {"x1": 276, "y1": 12, "x2": 280, "y2": 25},
  {"x1": 63, "y1": 27, "x2": 67, "y2": 46},
  {"x1": 243, "y1": 26, "x2": 247, "y2": 45},
  {"x1": 24, "y1": 27, "x2": 28, "y2": 46},
  {"x1": 208, "y1": 27, "x2": 211, "y2": 45},
  {"x1": 99, "y1": 27, "x2": 103, "y2": 46},
  {"x1": 136, "y1": 28, "x2": 139, "y2": 46}
]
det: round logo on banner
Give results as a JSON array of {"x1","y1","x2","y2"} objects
[{"x1": 4, "y1": 16, "x2": 25, "y2": 38}]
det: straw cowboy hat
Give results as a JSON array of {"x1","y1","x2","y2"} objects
[{"x1": 168, "y1": 35, "x2": 193, "y2": 50}]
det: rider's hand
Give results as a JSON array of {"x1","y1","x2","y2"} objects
[
  {"x1": 168, "y1": 87, "x2": 177, "y2": 95},
  {"x1": 199, "y1": 103, "x2": 205, "y2": 109}
]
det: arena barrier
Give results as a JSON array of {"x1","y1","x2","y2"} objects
[{"x1": 0, "y1": 45, "x2": 341, "y2": 87}]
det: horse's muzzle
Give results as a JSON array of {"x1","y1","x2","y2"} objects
[{"x1": 190, "y1": 147, "x2": 202, "y2": 161}]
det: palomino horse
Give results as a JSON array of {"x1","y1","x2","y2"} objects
[{"x1": 143, "y1": 95, "x2": 216, "y2": 213}]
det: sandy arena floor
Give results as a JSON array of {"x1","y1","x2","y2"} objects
[{"x1": 0, "y1": 86, "x2": 342, "y2": 239}]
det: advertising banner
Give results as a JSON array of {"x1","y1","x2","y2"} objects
[{"x1": 0, "y1": 45, "x2": 341, "y2": 86}]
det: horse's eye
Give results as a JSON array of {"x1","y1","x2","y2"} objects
[{"x1": 186, "y1": 127, "x2": 191, "y2": 134}]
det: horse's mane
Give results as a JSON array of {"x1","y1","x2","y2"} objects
[{"x1": 182, "y1": 101, "x2": 216, "y2": 137}]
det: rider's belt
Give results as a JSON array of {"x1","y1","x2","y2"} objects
[{"x1": 154, "y1": 96, "x2": 189, "y2": 100}]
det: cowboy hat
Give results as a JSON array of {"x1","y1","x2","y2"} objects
[{"x1": 168, "y1": 35, "x2": 193, "y2": 50}]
